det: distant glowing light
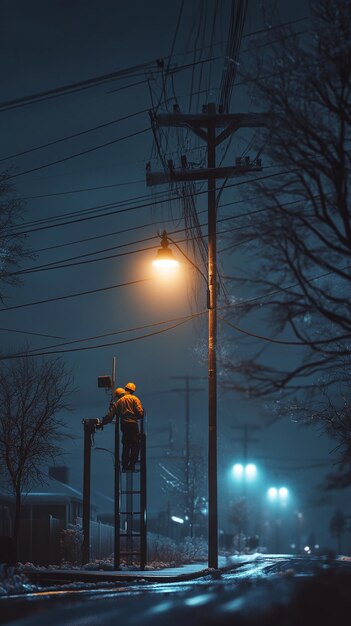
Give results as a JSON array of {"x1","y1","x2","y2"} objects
[
  {"x1": 268, "y1": 486, "x2": 290, "y2": 502},
  {"x1": 267, "y1": 487, "x2": 278, "y2": 500},
  {"x1": 304, "y1": 545, "x2": 311, "y2": 554},
  {"x1": 171, "y1": 515, "x2": 184, "y2": 524},
  {"x1": 245, "y1": 463, "x2": 257, "y2": 480},
  {"x1": 232, "y1": 463, "x2": 244, "y2": 479},
  {"x1": 279, "y1": 487, "x2": 289, "y2": 499},
  {"x1": 232, "y1": 463, "x2": 258, "y2": 480}
]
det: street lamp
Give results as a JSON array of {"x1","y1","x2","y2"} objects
[
  {"x1": 232, "y1": 463, "x2": 258, "y2": 482},
  {"x1": 231, "y1": 462, "x2": 258, "y2": 550},
  {"x1": 153, "y1": 229, "x2": 218, "y2": 568},
  {"x1": 266, "y1": 486, "x2": 290, "y2": 553},
  {"x1": 267, "y1": 486, "x2": 289, "y2": 504},
  {"x1": 152, "y1": 232, "x2": 179, "y2": 269}
]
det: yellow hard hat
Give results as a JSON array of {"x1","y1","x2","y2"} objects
[
  {"x1": 114, "y1": 387, "x2": 125, "y2": 397},
  {"x1": 125, "y1": 382, "x2": 136, "y2": 393}
]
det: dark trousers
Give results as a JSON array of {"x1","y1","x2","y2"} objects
[{"x1": 121, "y1": 422, "x2": 140, "y2": 469}]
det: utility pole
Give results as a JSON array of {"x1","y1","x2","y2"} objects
[
  {"x1": 82, "y1": 418, "x2": 102, "y2": 564},
  {"x1": 170, "y1": 374, "x2": 204, "y2": 536},
  {"x1": 147, "y1": 103, "x2": 268, "y2": 568},
  {"x1": 231, "y1": 424, "x2": 260, "y2": 465},
  {"x1": 231, "y1": 423, "x2": 260, "y2": 548}
]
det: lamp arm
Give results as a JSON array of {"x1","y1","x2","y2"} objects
[{"x1": 166, "y1": 235, "x2": 208, "y2": 287}]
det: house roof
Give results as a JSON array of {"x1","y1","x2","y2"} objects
[
  {"x1": 1, "y1": 476, "x2": 100, "y2": 509},
  {"x1": 0, "y1": 475, "x2": 113, "y2": 513}
]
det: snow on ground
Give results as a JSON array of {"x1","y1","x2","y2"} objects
[{"x1": 0, "y1": 558, "x2": 204, "y2": 595}]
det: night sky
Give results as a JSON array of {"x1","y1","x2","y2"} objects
[{"x1": 0, "y1": 0, "x2": 348, "y2": 551}]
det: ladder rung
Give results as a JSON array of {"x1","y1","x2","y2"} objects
[
  {"x1": 120, "y1": 511, "x2": 141, "y2": 515},
  {"x1": 121, "y1": 490, "x2": 141, "y2": 494}
]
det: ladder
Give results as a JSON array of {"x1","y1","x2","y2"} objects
[{"x1": 114, "y1": 417, "x2": 147, "y2": 569}]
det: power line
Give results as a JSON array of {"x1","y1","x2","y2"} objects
[
  {"x1": 220, "y1": 316, "x2": 309, "y2": 346},
  {"x1": 31, "y1": 194, "x2": 269, "y2": 254},
  {"x1": 0, "y1": 63, "x2": 156, "y2": 112},
  {"x1": 11, "y1": 166, "x2": 293, "y2": 236},
  {"x1": 0, "y1": 277, "x2": 151, "y2": 313},
  {"x1": 0, "y1": 312, "x2": 204, "y2": 360},
  {"x1": 3, "y1": 169, "x2": 301, "y2": 277},
  {"x1": 0, "y1": 15, "x2": 309, "y2": 113},
  {"x1": 21, "y1": 178, "x2": 145, "y2": 201},
  {"x1": 14, "y1": 313, "x2": 205, "y2": 355},
  {"x1": 8, "y1": 128, "x2": 150, "y2": 179},
  {"x1": 0, "y1": 108, "x2": 150, "y2": 163},
  {"x1": 30, "y1": 183, "x2": 310, "y2": 259},
  {"x1": 12, "y1": 186, "x2": 174, "y2": 231},
  {"x1": 0, "y1": 327, "x2": 65, "y2": 340}
]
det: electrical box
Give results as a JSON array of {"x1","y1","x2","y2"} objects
[{"x1": 98, "y1": 375, "x2": 112, "y2": 388}]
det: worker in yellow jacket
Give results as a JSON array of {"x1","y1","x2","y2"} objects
[{"x1": 103, "y1": 382, "x2": 144, "y2": 471}]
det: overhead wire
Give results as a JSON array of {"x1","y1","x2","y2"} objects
[
  {"x1": 0, "y1": 107, "x2": 150, "y2": 163},
  {"x1": 0, "y1": 191, "x2": 330, "y2": 286},
  {"x1": 0, "y1": 15, "x2": 309, "y2": 113},
  {"x1": 9, "y1": 164, "x2": 289, "y2": 236},
  {"x1": 0, "y1": 277, "x2": 152, "y2": 313},
  {"x1": 0, "y1": 311, "x2": 205, "y2": 361},
  {"x1": 1, "y1": 261, "x2": 348, "y2": 359},
  {"x1": 6, "y1": 168, "x2": 300, "y2": 277},
  {"x1": 12, "y1": 313, "x2": 206, "y2": 355},
  {"x1": 21, "y1": 178, "x2": 145, "y2": 201},
  {"x1": 8, "y1": 127, "x2": 150, "y2": 179},
  {"x1": 30, "y1": 190, "x2": 284, "y2": 255},
  {"x1": 0, "y1": 327, "x2": 65, "y2": 340},
  {"x1": 0, "y1": 62, "x2": 157, "y2": 112},
  {"x1": 12, "y1": 186, "x2": 175, "y2": 231}
]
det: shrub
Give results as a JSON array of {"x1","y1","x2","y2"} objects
[
  {"x1": 147, "y1": 535, "x2": 181, "y2": 566},
  {"x1": 179, "y1": 536, "x2": 207, "y2": 562},
  {"x1": 60, "y1": 524, "x2": 83, "y2": 565}
]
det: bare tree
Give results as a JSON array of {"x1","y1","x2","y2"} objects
[
  {"x1": 222, "y1": 0, "x2": 351, "y2": 399},
  {"x1": 0, "y1": 354, "x2": 75, "y2": 546},
  {"x1": 0, "y1": 170, "x2": 32, "y2": 300},
  {"x1": 159, "y1": 443, "x2": 207, "y2": 537},
  {"x1": 329, "y1": 509, "x2": 346, "y2": 553}
]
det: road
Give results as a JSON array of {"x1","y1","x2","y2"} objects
[{"x1": 2, "y1": 555, "x2": 351, "y2": 626}]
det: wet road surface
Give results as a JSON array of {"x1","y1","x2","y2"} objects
[{"x1": 2, "y1": 555, "x2": 351, "y2": 626}]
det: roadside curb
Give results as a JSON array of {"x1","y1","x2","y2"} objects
[{"x1": 23, "y1": 559, "x2": 251, "y2": 585}]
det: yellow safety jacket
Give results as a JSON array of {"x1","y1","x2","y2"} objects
[{"x1": 104, "y1": 392, "x2": 144, "y2": 425}]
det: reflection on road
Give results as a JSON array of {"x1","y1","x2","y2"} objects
[{"x1": 2, "y1": 556, "x2": 351, "y2": 626}]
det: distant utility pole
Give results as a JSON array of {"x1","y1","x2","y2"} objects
[
  {"x1": 170, "y1": 374, "x2": 204, "y2": 537},
  {"x1": 147, "y1": 103, "x2": 268, "y2": 568},
  {"x1": 231, "y1": 423, "x2": 260, "y2": 545},
  {"x1": 231, "y1": 424, "x2": 260, "y2": 465}
]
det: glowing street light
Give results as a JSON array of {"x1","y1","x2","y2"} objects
[
  {"x1": 232, "y1": 463, "x2": 258, "y2": 481},
  {"x1": 245, "y1": 463, "x2": 258, "y2": 480},
  {"x1": 232, "y1": 463, "x2": 244, "y2": 480},
  {"x1": 152, "y1": 231, "x2": 180, "y2": 269},
  {"x1": 267, "y1": 486, "x2": 289, "y2": 503}
]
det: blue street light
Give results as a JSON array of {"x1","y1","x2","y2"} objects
[
  {"x1": 232, "y1": 463, "x2": 257, "y2": 481},
  {"x1": 267, "y1": 486, "x2": 289, "y2": 503}
]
